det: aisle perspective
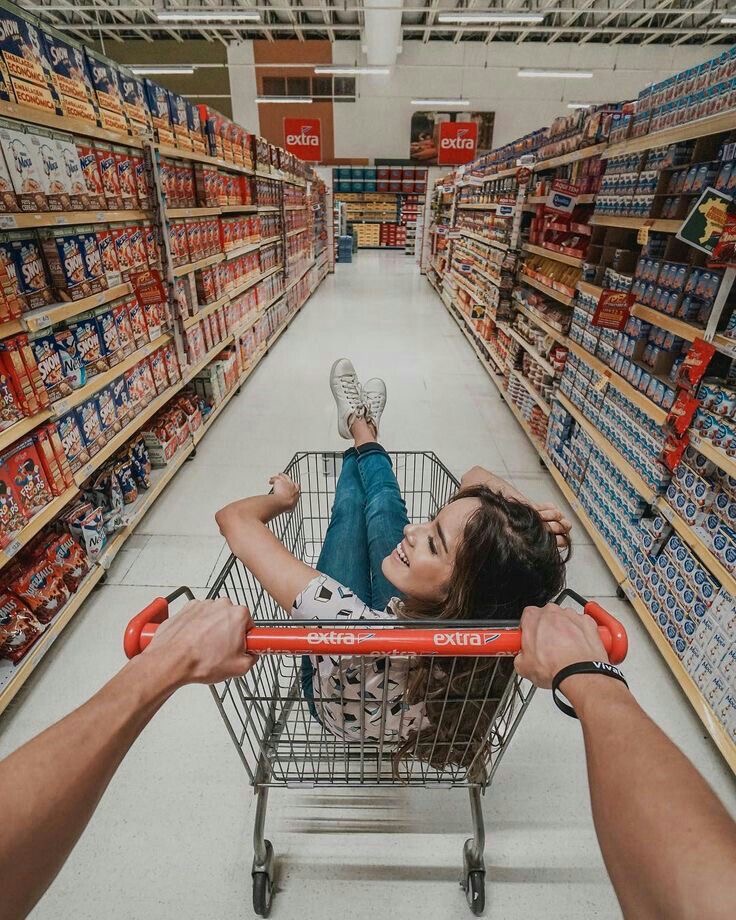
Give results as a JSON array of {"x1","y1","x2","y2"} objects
[
  {"x1": 425, "y1": 49, "x2": 736, "y2": 774},
  {"x1": 0, "y1": 2, "x2": 332, "y2": 712}
]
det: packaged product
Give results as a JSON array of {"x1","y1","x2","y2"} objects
[
  {"x1": 32, "y1": 424, "x2": 65, "y2": 496},
  {"x1": 53, "y1": 135, "x2": 88, "y2": 211},
  {"x1": 56, "y1": 410, "x2": 90, "y2": 471},
  {"x1": 94, "y1": 308, "x2": 121, "y2": 361},
  {"x1": 76, "y1": 143, "x2": 106, "y2": 210},
  {"x1": 75, "y1": 396, "x2": 105, "y2": 454},
  {"x1": 127, "y1": 297, "x2": 149, "y2": 348},
  {"x1": 68, "y1": 315, "x2": 108, "y2": 376},
  {"x1": 95, "y1": 144, "x2": 122, "y2": 210},
  {"x1": 43, "y1": 33, "x2": 98, "y2": 125},
  {"x1": 126, "y1": 225, "x2": 148, "y2": 271},
  {"x1": 111, "y1": 301, "x2": 134, "y2": 358},
  {"x1": 8, "y1": 548, "x2": 70, "y2": 623},
  {"x1": 0, "y1": 334, "x2": 43, "y2": 414},
  {"x1": 0, "y1": 593, "x2": 42, "y2": 663},
  {"x1": 114, "y1": 457, "x2": 138, "y2": 505},
  {"x1": 86, "y1": 469, "x2": 123, "y2": 532},
  {"x1": 77, "y1": 228, "x2": 107, "y2": 292},
  {"x1": 0, "y1": 464, "x2": 27, "y2": 547},
  {"x1": 53, "y1": 327, "x2": 86, "y2": 390},
  {"x1": 110, "y1": 375, "x2": 131, "y2": 426},
  {"x1": 45, "y1": 532, "x2": 89, "y2": 592},
  {"x1": 117, "y1": 72, "x2": 151, "y2": 138},
  {"x1": 96, "y1": 385, "x2": 119, "y2": 435},
  {"x1": 162, "y1": 341, "x2": 181, "y2": 385},
  {"x1": 0, "y1": 233, "x2": 54, "y2": 311},
  {"x1": 142, "y1": 223, "x2": 160, "y2": 266},
  {"x1": 27, "y1": 128, "x2": 72, "y2": 211},
  {"x1": 0, "y1": 369, "x2": 24, "y2": 431},
  {"x1": 149, "y1": 348, "x2": 169, "y2": 394},
  {"x1": 96, "y1": 228, "x2": 122, "y2": 287},
  {"x1": 68, "y1": 502, "x2": 106, "y2": 560},
  {"x1": 133, "y1": 157, "x2": 151, "y2": 210},
  {"x1": 30, "y1": 333, "x2": 72, "y2": 402},
  {"x1": 2, "y1": 437, "x2": 52, "y2": 518},
  {"x1": 0, "y1": 143, "x2": 18, "y2": 212},
  {"x1": 113, "y1": 146, "x2": 138, "y2": 210},
  {"x1": 40, "y1": 230, "x2": 98, "y2": 301},
  {"x1": 0, "y1": 11, "x2": 57, "y2": 115},
  {"x1": 167, "y1": 90, "x2": 191, "y2": 149},
  {"x1": 129, "y1": 435, "x2": 151, "y2": 489},
  {"x1": 144, "y1": 80, "x2": 175, "y2": 147},
  {"x1": 142, "y1": 299, "x2": 163, "y2": 340},
  {"x1": 110, "y1": 224, "x2": 134, "y2": 279},
  {"x1": 84, "y1": 49, "x2": 127, "y2": 135},
  {"x1": 0, "y1": 124, "x2": 48, "y2": 211}
]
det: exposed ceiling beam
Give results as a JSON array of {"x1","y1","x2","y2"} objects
[
  {"x1": 578, "y1": 0, "x2": 640, "y2": 45},
  {"x1": 546, "y1": 0, "x2": 598, "y2": 44}
]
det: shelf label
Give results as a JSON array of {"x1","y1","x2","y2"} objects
[
  {"x1": 4, "y1": 538, "x2": 22, "y2": 559},
  {"x1": 25, "y1": 312, "x2": 52, "y2": 332},
  {"x1": 53, "y1": 397, "x2": 71, "y2": 417},
  {"x1": 622, "y1": 582, "x2": 637, "y2": 602},
  {"x1": 0, "y1": 215, "x2": 17, "y2": 229}
]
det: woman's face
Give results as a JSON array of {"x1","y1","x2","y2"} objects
[{"x1": 382, "y1": 497, "x2": 481, "y2": 602}]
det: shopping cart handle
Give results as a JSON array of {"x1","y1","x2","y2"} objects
[{"x1": 124, "y1": 596, "x2": 627, "y2": 663}]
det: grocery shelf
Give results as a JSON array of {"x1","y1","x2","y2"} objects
[
  {"x1": 50, "y1": 333, "x2": 170, "y2": 419},
  {"x1": 166, "y1": 206, "x2": 222, "y2": 219},
  {"x1": 451, "y1": 272, "x2": 485, "y2": 303},
  {"x1": 0, "y1": 409, "x2": 53, "y2": 452},
  {"x1": 224, "y1": 241, "x2": 261, "y2": 260},
  {"x1": 0, "y1": 99, "x2": 145, "y2": 149},
  {"x1": 0, "y1": 317, "x2": 22, "y2": 338},
  {"x1": 181, "y1": 293, "x2": 230, "y2": 331},
  {"x1": 456, "y1": 228, "x2": 509, "y2": 251},
  {"x1": 623, "y1": 586, "x2": 736, "y2": 773},
  {"x1": 556, "y1": 392, "x2": 657, "y2": 503},
  {"x1": 688, "y1": 431, "x2": 736, "y2": 480},
  {"x1": 590, "y1": 215, "x2": 681, "y2": 233},
  {"x1": 19, "y1": 283, "x2": 133, "y2": 336},
  {"x1": 656, "y1": 499, "x2": 736, "y2": 596},
  {"x1": 512, "y1": 370, "x2": 551, "y2": 416},
  {"x1": 518, "y1": 271, "x2": 574, "y2": 306},
  {"x1": 220, "y1": 203, "x2": 258, "y2": 214},
  {"x1": 173, "y1": 252, "x2": 225, "y2": 277},
  {"x1": 603, "y1": 110, "x2": 736, "y2": 159},
  {"x1": 0, "y1": 484, "x2": 79, "y2": 570},
  {"x1": 506, "y1": 326, "x2": 556, "y2": 375},
  {"x1": 566, "y1": 338, "x2": 668, "y2": 425},
  {"x1": 157, "y1": 144, "x2": 254, "y2": 176},
  {"x1": 457, "y1": 202, "x2": 499, "y2": 210},
  {"x1": 260, "y1": 235, "x2": 282, "y2": 246},
  {"x1": 534, "y1": 142, "x2": 608, "y2": 171},
  {"x1": 259, "y1": 264, "x2": 284, "y2": 284},
  {"x1": 514, "y1": 301, "x2": 570, "y2": 346},
  {"x1": 284, "y1": 204, "x2": 307, "y2": 212},
  {"x1": 231, "y1": 309, "x2": 264, "y2": 339},
  {"x1": 0, "y1": 566, "x2": 106, "y2": 717},
  {"x1": 523, "y1": 243, "x2": 584, "y2": 269},
  {"x1": 0, "y1": 209, "x2": 151, "y2": 230},
  {"x1": 286, "y1": 227, "x2": 307, "y2": 238},
  {"x1": 258, "y1": 207, "x2": 281, "y2": 213}
]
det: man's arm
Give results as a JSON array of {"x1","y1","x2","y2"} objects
[
  {"x1": 0, "y1": 597, "x2": 255, "y2": 920},
  {"x1": 515, "y1": 604, "x2": 736, "y2": 920}
]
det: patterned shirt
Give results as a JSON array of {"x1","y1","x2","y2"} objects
[{"x1": 292, "y1": 573, "x2": 428, "y2": 744}]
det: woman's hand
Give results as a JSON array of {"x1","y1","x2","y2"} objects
[
  {"x1": 269, "y1": 473, "x2": 301, "y2": 512},
  {"x1": 535, "y1": 502, "x2": 573, "y2": 551}
]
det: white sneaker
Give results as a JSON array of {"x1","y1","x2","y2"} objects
[
  {"x1": 330, "y1": 358, "x2": 365, "y2": 439},
  {"x1": 363, "y1": 378, "x2": 387, "y2": 435}
]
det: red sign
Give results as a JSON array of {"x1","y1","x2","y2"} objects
[
  {"x1": 283, "y1": 117, "x2": 322, "y2": 162},
  {"x1": 130, "y1": 268, "x2": 166, "y2": 306},
  {"x1": 591, "y1": 290, "x2": 633, "y2": 331},
  {"x1": 516, "y1": 166, "x2": 532, "y2": 185},
  {"x1": 437, "y1": 121, "x2": 478, "y2": 166},
  {"x1": 709, "y1": 214, "x2": 736, "y2": 268}
]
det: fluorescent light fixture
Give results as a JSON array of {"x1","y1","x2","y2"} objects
[
  {"x1": 568, "y1": 102, "x2": 593, "y2": 109},
  {"x1": 130, "y1": 64, "x2": 195, "y2": 75},
  {"x1": 519, "y1": 68, "x2": 593, "y2": 79},
  {"x1": 314, "y1": 66, "x2": 390, "y2": 75},
  {"x1": 157, "y1": 9, "x2": 261, "y2": 22},
  {"x1": 255, "y1": 96, "x2": 313, "y2": 104},
  {"x1": 720, "y1": 15, "x2": 736, "y2": 23},
  {"x1": 411, "y1": 98, "x2": 470, "y2": 106},
  {"x1": 438, "y1": 11, "x2": 545, "y2": 23}
]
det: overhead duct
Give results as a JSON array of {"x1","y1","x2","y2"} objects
[{"x1": 362, "y1": 0, "x2": 403, "y2": 67}]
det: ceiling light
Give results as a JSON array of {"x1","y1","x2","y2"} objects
[
  {"x1": 438, "y1": 11, "x2": 545, "y2": 24},
  {"x1": 411, "y1": 98, "x2": 470, "y2": 106},
  {"x1": 720, "y1": 15, "x2": 736, "y2": 23},
  {"x1": 519, "y1": 69, "x2": 593, "y2": 78},
  {"x1": 314, "y1": 66, "x2": 390, "y2": 75},
  {"x1": 157, "y1": 9, "x2": 261, "y2": 22},
  {"x1": 255, "y1": 96, "x2": 313, "y2": 104},
  {"x1": 568, "y1": 102, "x2": 593, "y2": 109},
  {"x1": 130, "y1": 65, "x2": 195, "y2": 75}
]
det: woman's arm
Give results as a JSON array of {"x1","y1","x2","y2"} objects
[{"x1": 215, "y1": 473, "x2": 317, "y2": 612}]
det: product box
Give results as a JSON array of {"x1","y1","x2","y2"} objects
[
  {"x1": 113, "y1": 146, "x2": 138, "y2": 209},
  {"x1": 29, "y1": 333, "x2": 72, "y2": 403},
  {"x1": 167, "y1": 89, "x2": 191, "y2": 150},
  {"x1": 56, "y1": 409, "x2": 89, "y2": 471},
  {"x1": 76, "y1": 143, "x2": 106, "y2": 210},
  {"x1": 116, "y1": 70, "x2": 151, "y2": 137},
  {"x1": 110, "y1": 224, "x2": 134, "y2": 279},
  {"x1": 144, "y1": 79, "x2": 175, "y2": 148},
  {"x1": 43, "y1": 32, "x2": 98, "y2": 126},
  {"x1": 75, "y1": 395, "x2": 105, "y2": 455},
  {"x1": 53, "y1": 135, "x2": 87, "y2": 210},
  {"x1": 0, "y1": 233, "x2": 53, "y2": 311},
  {"x1": 84, "y1": 49, "x2": 128, "y2": 135},
  {"x1": 1, "y1": 436, "x2": 53, "y2": 518},
  {"x1": 133, "y1": 155, "x2": 151, "y2": 210},
  {"x1": 96, "y1": 228, "x2": 121, "y2": 287},
  {"x1": 0, "y1": 123, "x2": 48, "y2": 211},
  {"x1": 0, "y1": 10, "x2": 57, "y2": 115},
  {"x1": 94, "y1": 144, "x2": 122, "y2": 210},
  {"x1": 40, "y1": 229, "x2": 106, "y2": 300},
  {"x1": 68, "y1": 315, "x2": 108, "y2": 376},
  {"x1": 54, "y1": 326, "x2": 85, "y2": 391}
]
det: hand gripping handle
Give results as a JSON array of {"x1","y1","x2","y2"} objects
[{"x1": 124, "y1": 590, "x2": 628, "y2": 663}]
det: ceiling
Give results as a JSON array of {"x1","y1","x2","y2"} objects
[{"x1": 18, "y1": 1, "x2": 736, "y2": 47}]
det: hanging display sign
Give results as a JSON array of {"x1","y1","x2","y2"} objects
[
  {"x1": 437, "y1": 121, "x2": 478, "y2": 166},
  {"x1": 515, "y1": 166, "x2": 532, "y2": 185},
  {"x1": 546, "y1": 179, "x2": 580, "y2": 215},
  {"x1": 591, "y1": 289, "x2": 633, "y2": 330},
  {"x1": 676, "y1": 186, "x2": 731, "y2": 254},
  {"x1": 283, "y1": 117, "x2": 322, "y2": 162},
  {"x1": 709, "y1": 213, "x2": 736, "y2": 268},
  {"x1": 130, "y1": 268, "x2": 166, "y2": 306},
  {"x1": 496, "y1": 204, "x2": 515, "y2": 218}
]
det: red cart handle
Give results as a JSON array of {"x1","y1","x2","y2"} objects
[{"x1": 123, "y1": 590, "x2": 628, "y2": 664}]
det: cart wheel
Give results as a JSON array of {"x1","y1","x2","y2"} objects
[
  {"x1": 465, "y1": 870, "x2": 485, "y2": 916},
  {"x1": 252, "y1": 871, "x2": 273, "y2": 917}
]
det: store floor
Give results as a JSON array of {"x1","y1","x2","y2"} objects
[{"x1": 2, "y1": 252, "x2": 734, "y2": 919}]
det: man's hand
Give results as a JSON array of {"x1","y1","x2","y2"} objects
[
  {"x1": 534, "y1": 502, "x2": 573, "y2": 551},
  {"x1": 146, "y1": 598, "x2": 256, "y2": 687},
  {"x1": 269, "y1": 472, "x2": 301, "y2": 513},
  {"x1": 514, "y1": 603, "x2": 609, "y2": 689}
]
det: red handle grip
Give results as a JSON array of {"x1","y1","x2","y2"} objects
[{"x1": 124, "y1": 599, "x2": 628, "y2": 664}]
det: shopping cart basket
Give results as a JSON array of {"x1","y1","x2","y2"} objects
[{"x1": 124, "y1": 451, "x2": 627, "y2": 917}]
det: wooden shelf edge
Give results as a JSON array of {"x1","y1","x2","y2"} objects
[
  {"x1": 0, "y1": 409, "x2": 53, "y2": 452},
  {"x1": 0, "y1": 485, "x2": 79, "y2": 570},
  {"x1": 523, "y1": 242, "x2": 584, "y2": 269},
  {"x1": 506, "y1": 326, "x2": 556, "y2": 375},
  {"x1": 688, "y1": 432, "x2": 736, "y2": 480},
  {"x1": 656, "y1": 499, "x2": 736, "y2": 596},
  {"x1": 519, "y1": 271, "x2": 574, "y2": 306},
  {"x1": 603, "y1": 110, "x2": 736, "y2": 160}
]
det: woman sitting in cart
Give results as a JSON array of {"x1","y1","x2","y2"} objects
[{"x1": 216, "y1": 359, "x2": 572, "y2": 777}]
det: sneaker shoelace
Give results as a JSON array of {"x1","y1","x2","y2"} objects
[
  {"x1": 362, "y1": 387, "x2": 382, "y2": 424},
  {"x1": 338, "y1": 373, "x2": 364, "y2": 410}
]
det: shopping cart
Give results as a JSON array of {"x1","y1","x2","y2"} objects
[{"x1": 124, "y1": 451, "x2": 628, "y2": 917}]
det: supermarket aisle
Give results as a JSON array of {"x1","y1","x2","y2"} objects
[{"x1": 2, "y1": 252, "x2": 734, "y2": 920}]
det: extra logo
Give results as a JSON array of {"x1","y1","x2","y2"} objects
[
  {"x1": 283, "y1": 117, "x2": 322, "y2": 161},
  {"x1": 437, "y1": 121, "x2": 478, "y2": 166},
  {"x1": 433, "y1": 632, "x2": 500, "y2": 648},
  {"x1": 306, "y1": 631, "x2": 375, "y2": 646}
]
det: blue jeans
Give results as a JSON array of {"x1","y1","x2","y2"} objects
[{"x1": 301, "y1": 443, "x2": 410, "y2": 715}]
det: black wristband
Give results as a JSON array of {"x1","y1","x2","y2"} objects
[{"x1": 552, "y1": 661, "x2": 628, "y2": 719}]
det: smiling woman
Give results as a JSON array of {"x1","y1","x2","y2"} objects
[{"x1": 215, "y1": 358, "x2": 572, "y2": 775}]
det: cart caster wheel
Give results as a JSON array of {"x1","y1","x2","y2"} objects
[
  {"x1": 464, "y1": 870, "x2": 485, "y2": 916},
  {"x1": 252, "y1": 871, "x2": 273, "y2": 917}
]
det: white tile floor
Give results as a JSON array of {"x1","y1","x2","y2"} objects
[{"x1": 1, "y1": 252, "x2": 734, "y2": 919}]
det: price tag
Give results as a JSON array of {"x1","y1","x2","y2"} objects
[
  {"x1": 4, "y1": 538, "x2": 22, "y2": 560},
  {"x1": 623, "y1": 582, "x2": 637, "y2": 602},
  {"x1": 25, "y1": 312, "x2": 52, "y2": 332},
  {"x1": 0, "y1": 215, "x2": 17, "y2": 229},
  {"x1": 96, "y1": 212, "x2": 106, "y2": 221},
  {"x1": 55, "y1": 215, "x2": 69, "y2": 225},
  {"x1": 53, "y1": 398, "x2": 71, "y2": 417},
  {"x1": 637, "y1": 220, "x2": 654, "y2": 245}
]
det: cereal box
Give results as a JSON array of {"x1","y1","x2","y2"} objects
[
  {"x1": 76, "y1": 143, "x2": 105, "y2": 210},
  {"x1": 96, "y1": 387, "x2": 118, "y2": 436},
  {"x1": 113, "y1": 146, "x2": 138, "y2": 209},
  {"x1": 77, "y1": 228, "x2": 107, "y2": 292},
  {"x1": 117, "y1": 71, "x2": 151, "y2": 137},
  {"x1": 126, "y1": 296, "x2": 148, "y2": 348},
  {"x1": 40, "y1": 230, "x2": 96, "y2": 301},
  {"x1": 95, "y1": 144, "x2": 122, "y2": 210},
  {"x1": 54, "y1": 135, "x2": 87, "y2": 210},
  {"x1": 29, "y1": 333, "x2": 71, "y2": 402},
  {"x1": 0, "y1": 367, "x2": 23, "y2": 431},
  {"x1": 84, "y1": 49, "x2": 128, "y2": 134},
  {"x1": 75, "y1": 396, "x2": 105, "y2": 454},
  {"x1": 126, "y1": 225, "x2": 147, "y2": 270},
  {"x1": 162, "y1": 341, "x2": 181, "y2": 385},
  {"x1": 144, "y1": 79, "x2": 175, "y2": 148},
  {"x1": 3, "y1": 437, "x2": 53, "y2": 518},
  {"x1": 27, "y1": 128, "x2": 73, "y2": 211},
  {"x1": 111, "y1": 299, "x2": 133, "y2": 357},
  {"x1": 45, "y1": 421, "x2": 73, "y2": 487},
  {"x1": 43, "y1": 33, "x2": 98, "y2": 126},
  {"x1": 0, "y1": 459, "x2": 27, "y2": 545},
  {"x1": 56, "y1": 410, "x2": 89, "y2": 471},
  {"x1": 149, "y1": 348, "x2": 168, "y2": 394},
  {"x1": 110, "y1": 223, "x2": 134, "y2": 278},
  {"x1": 167, "y1": 90, "x2": 191, "y2": 149},
  {"x1": 0, "y1": 234, "x2": 53, "y2": 311},
  {"x1": 110, "y1": 374, "x2": 131, "y2": 425},
  {"x1": 0, "y1": 141, "x2": 18, "y2": 211},
  {"x1": 68, "y1": 315, "x2": 108, "y2": 376},
  {"x1": 95, "y1": 307, "x2": 120, "y2": 359},
  {"x1": 132, "y1": 155, "x2": 151, "y2": 210},
  {"x1": 53, "y1": 326, "x2": 85, "y2": 390},
  {"x1": 0, "y1": 334, "x2": 37, "y2": 414},
  {"x1": 0, "y1": 124, "x2": 48, "y2": 211},
  {"x1": 96, "y1": 228, "x2": 121, "y2": 287},
  {"x1": 142, "y1": 223, "x2": 160, "y2": 267},
  {"x1": 0, "y1": 11, "x2": 57, "y2": 114},
  {"x1": 33, "y1": 425, "x2": 65, "y2": 496}
]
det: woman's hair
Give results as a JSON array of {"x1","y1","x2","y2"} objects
[{"x1": 393, "y1": 484, "x2": 570, "y2": 781}]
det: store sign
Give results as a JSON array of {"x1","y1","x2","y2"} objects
[
  {"x1": 546, "y1": 179, "x2": 580, "y2": 215},
  {"x1": 676, "y1": 186, "x2": 732, "y2": 254},
  {"x1": 516, "y1": 167, "x2": 532, "y2": 186},
  {"x1": 591, "y1": 289, "x2": 633, "y2": 330},
  {"x1": 283, "y1": 117, "x2": 322, "y2": 161},
  {"x1": 130, "y1": 268, "x2": 166, "y2": 306},
  {"x1": 709, "y1": 214, "x2": 736, "y2": 268},
  {"x1": 497, "y1": 204, "x2": 515, "y2": 218},
  {"x1": 437, "y1": 122, "x2": 478, "y2": 166}
]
